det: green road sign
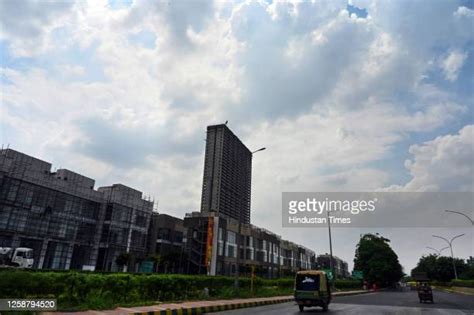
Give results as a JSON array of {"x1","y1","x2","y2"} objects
[
  {"x1": 322, "y1": 269, "x2": 334, "y2": 281},
  {"x1": 139, "y1": 261, "x2": 154, "y2": 273},
  {"x1": 352, "y1": 270, "x2": 363, "y2": 280}
]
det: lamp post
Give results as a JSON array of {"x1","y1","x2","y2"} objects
[
  {"x1": 326, "y1": 209, "x2": 334, "y2": 287},
  {"x1": 445, "y1": 210, "x2": 473, "y2": 269},
  {"x1": 426, "y1": 246, "x2": 449, "y2": 256},
  {"x1": 235, "y1": 147, "x2": 266, "y2": 289},
  {"x1": 445, "y1": 210, "x2": 474, "y2": 225},
  {"x1": 432, "y1": 234, "x2": 465, "y2": 279}
]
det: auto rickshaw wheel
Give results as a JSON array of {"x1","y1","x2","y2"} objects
[
  {"x1": 299, "y1": 305, "x2": 304, "y2": 312},
  {"x1": 322, "y1": 302, "x2": 329, "y2": 312}
]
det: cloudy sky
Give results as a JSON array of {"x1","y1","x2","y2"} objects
[{"x1": 1, "y1": 0, "x2": 473, "y2": 272}]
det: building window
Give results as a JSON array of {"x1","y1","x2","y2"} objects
[
  {"x1": 218, "y1": 241, "x2": 224, "y2": 256},
  {"x1": 135, "y1": 213, "x2": 147, "y2": 227},
  {"x1": 246, "y1": 236, "x2": 253, "y2": 247},
  {"x1": 225, "y1": 231, "x2": 237, "y2": 258},
  {"x1": 227, "y1": 231, "x2": 236, "y2": 244},
  {"x1": 218, "y1": 228, "x2": 224, "y2": 256},
  {"x1": 262, "y1": 240, "x2": 268, "y2": 262},
  {"x1": 218, "y1": 228, "x2": 224, "y2": 240},
  {"x1": 7, "y1": 183, "x2": 19, "y2": 201},
  {"x1": 0, "y1": 206, "x2": 11, "y2": 229}
]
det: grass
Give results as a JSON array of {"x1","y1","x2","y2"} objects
[{"x1": 60, "y1": 286, "x2": 294, "y2": 311}]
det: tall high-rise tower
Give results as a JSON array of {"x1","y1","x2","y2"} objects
[{"x1": 200, "y1": 124, "x2": 252, "y2": 224}]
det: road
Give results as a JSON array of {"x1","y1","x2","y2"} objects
[{"x1": 213, "y1": 290, "x2": 474, "y2": 314}]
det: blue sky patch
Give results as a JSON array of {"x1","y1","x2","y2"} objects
[
  {"x1": 347, "y1": 4, "x2": 368, "y2": 18},
  {"x1": 108, "y1": 0, "x2": 133, "y2": 10},
  {"x1": 128, "y1": 30, "x2": 157, "y2": 49}
]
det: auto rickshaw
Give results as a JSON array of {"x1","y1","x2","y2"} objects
[
  {"x1": 294, "y1": 270, "x2": 332, "y2": 312},
  {"x1": 417, "y1": 281, "x2": 434, "y2": 303},
  {"x1": 412, "y1": 272, "x2": 434, "y2": 303}
]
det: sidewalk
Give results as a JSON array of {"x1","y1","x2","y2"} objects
[
  {"x1": 433, "y1": 286, "x2": 474, "y2": 296},
  {"x1": 48, "y1": 290, "x2": 369, "y2": 315}
]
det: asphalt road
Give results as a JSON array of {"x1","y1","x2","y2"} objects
[{"x1": 213, "y1": 290, "x2": 474, "y2": 315}]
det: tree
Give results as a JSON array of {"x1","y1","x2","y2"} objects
[
  {"x1": 460, "y1": 265, "x2": 474, "y2": 280},
  {"x1": 411, "y1": 254, "x2": 438, "y2": 280},
  {"x1": 412, "y1": 255, "x2": 468, "y2": 281},
  {"x1": 353, "y1": 233, "x2": 403, "y2": 286}
]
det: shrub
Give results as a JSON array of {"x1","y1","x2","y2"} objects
[
  {"x1": 0, "y1": 270, "x2": 302, "y2": 310},
  {"x1": 334, "y1": 280, "x2": 362, "y2": 290}
]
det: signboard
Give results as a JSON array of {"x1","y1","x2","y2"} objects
[
  {"x1": 352, "y1": 270, "x2": 363, "y2": 280},
  {"x1": 139, "y1": 261, "x2": 154, "y2": 273},
  {"x1": 204, "y1": 217, "x2": 214, "y2": 272},
  {"x1": 322, "y1": 269, "x2": 333, "y2": 281},
  {"x1": 82, "y1": 265, "x2": 95, "y2": 271},
  {"x1": 412, "y1": 272, "x2": 429, "y2": 281}
]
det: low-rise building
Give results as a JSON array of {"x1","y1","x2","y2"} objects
[
  {"x1": 0, "y1": 148, "x2": 320, "y2": 276},
  {"x1": 317, "y1": 254, "x2": 350, "y2": 279},
  {"x1": 182, "y1": 212, "x2": 317, "y2": 278},
  {"x1": 0, "y1": 149, "x2": 153, "y2": 272},
  {"x1": 147, "y1": 213, "x2": 185, "y2": 273},
  {"x1": 96, "y1": 184, "x2": 153, "y2": 272}
]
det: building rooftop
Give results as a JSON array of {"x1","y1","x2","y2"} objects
[{"x1": 1, "y1": 148, "x2": 154, "y2": 208}]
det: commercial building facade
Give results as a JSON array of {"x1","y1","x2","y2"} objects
[
  {"x1": 0, "y1": 149, "x2": 153, "y2": 272},
  {"x1": 316, "y1": 254, "x2": 350, "y2": 279},
  {"x1": 0, "y1": 142, "x2": 320, "y2": 276},
  {"x1": 96, "y1": 184, "x2": 153, "y2": 272},
  {"x1": 147, "y1": 213, "x2": 185, "y2": 273},
  {"x1": 182, "y1": 212, "x2": 317, "y2": 278}
]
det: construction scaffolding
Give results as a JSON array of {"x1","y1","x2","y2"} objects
[{"x1": 0, "y1": 148, "x2": 154, "y2": 271}]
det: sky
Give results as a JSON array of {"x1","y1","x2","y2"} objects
[{"x1": 0, "y1": 0, "x2": 473, "y2": 273}]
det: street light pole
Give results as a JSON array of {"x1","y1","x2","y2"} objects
[
  {"x1": 234, "y1": 147, "x2": 266, "y2": 289},
  {"x1": 432, "y1": 234, "x2": 465, "y2": 279},
  {"x1": 445, "y1": 210, "x2": 474, "y2": 225},
  {"x1": 326, "y1": 209, "x2": 334, "y2": 286},
  {"x1": 426, "y1": 246, "x2": 449, "y2": 256},
  {"x1": 444, "y1": 210, "x2": 473, "y2": 271}
]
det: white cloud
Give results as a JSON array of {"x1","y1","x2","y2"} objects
[
  {"x1": 454, "y1": 6, "x2": 474, "y2": 18},
  {"x1": 55, "y1": 64, "x2": 86, "y2": 77},
  {"x1": 0, "y1": 1, "x2": 74, "y2": 56},
  {"x1": 1, "y1": 0, "x2": 473, "y2": 270},
  {"x1": 385, "y1": 125, "x2": 474, "y2": 192},
  {"x1": 2, "y1": 0, "x2": 471, "y2": 201},
  {"x1": 440, "y1": 50, "x2": 468, "y2": 82}
]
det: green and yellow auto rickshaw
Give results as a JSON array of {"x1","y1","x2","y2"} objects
[
  {"x1": 417, "y1": 281, "x2": 434, "y2": 303},
  {"x1": 294, "y1": 270, "x2": 332, "y2": 312},
  {"x1": 412, "y1": 272, "x2": 434, "y2": 303}
]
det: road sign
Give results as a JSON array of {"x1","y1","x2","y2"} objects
[
  {"x1": 322, "y1": 269, "x2": 334, "y2": 281},
  {"x1": 139, "y1": 261, "x2": 154, "y2": 273},
  {"x1": 352, "y1": 270, "x2": 363, "y2": 280}
]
